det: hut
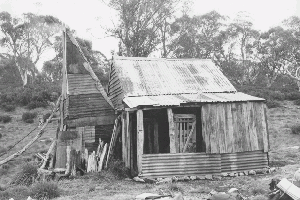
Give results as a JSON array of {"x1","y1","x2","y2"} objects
[
  {"x1": 108, "y1": 56, "x2": 269, "y2": 178},
  {"x1": 54, "y1": 30, "x2": 116, "y2": 170}
]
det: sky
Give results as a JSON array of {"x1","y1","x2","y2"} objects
[{"x1": 1, "y1": 0, "x2": 300, "y2": 69}]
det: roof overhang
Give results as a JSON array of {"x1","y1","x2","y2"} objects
[{"x1": 123, "y1": 92, "x2": 265, "y2": 109}]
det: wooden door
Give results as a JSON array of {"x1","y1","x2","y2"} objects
[{"x1": 174, "y1": 114, "x2": 196, "y2": 153}]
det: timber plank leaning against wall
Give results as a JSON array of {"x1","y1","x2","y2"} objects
[{"x1": 201, "y1": 102, "x2": 268, "y2": 154}]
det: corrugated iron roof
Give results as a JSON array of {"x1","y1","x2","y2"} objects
[
  {"x1": 113, "y1": 56, "x2": 237, "y2": 97},
  {"x1": 123, "y1": 92, "x2": 264, "y2": 108}
]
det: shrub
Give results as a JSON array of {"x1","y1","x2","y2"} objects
[
  {"x1": 30, "y1": 181, "x2": 60, "y2": 200},
  {"x1": 1, "y1": 115, "x2": 12, "y2": 123},
  {"x1": 269, "y1": 91, "x2": 285, "y2": 101},
  {"x1": 11, "y1": 163, "x2": 38, "y2": 186},
  {"x1": 266, "y1": 100, "x2": 280, "y2": 108},
  {"x1": 1, "y1": 103, "x2": 16, "y2": 112},
  {"x1": 0, "y1": 185, "x2": 30, "y2": 200},
  {"x1": 285, "y1": 92, "x2": 300, "y2": 100},
  {"x1": 43, "y1": 112, "x2": 57, "y2": 122},
  {"x1": 22, "y1": 112, "x2": 37, "y2": 122},
  {"x1": 294, "y1": 99, "x2": 300, "y2": 105},
  {"x1": 107, "y1": 160, "x2": 129, "y2": 179},
  {"x1": 291, "y1": 124, "x2": 300, "y2": 134},
  {"x1": 27, "y1": 101, "x2": 48, "y2": 110},
  {"x1": 25, "y1": 119, "x2": 34, "y2": 124}
]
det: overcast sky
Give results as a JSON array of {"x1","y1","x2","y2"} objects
[{"x1": 1, "y1": 0, "x2": 300, "y2": 69}]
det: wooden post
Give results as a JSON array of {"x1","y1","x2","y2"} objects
[
  {"x1": 154, "y1": 120, "x2": 159, "y2": 153},
  {"x1": 126, "y1": 111, "x2": 130, "y2": 168},
  {"x1": 121, "y1": 113, "x2": 126, "y2": 164},
  {"x1": 167, "y1": 108, "x2": 176, "y2": 153},
  {"x1": 136, "y1": 110, "x2": 144, "y2": 175},
  {"x1": 65, "y1": 146, "x2": 71, "y2": 175}
]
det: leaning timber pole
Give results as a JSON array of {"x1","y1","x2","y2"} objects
[{"x1": 0, "y1": 95, "x2": 62, "y2": 166}]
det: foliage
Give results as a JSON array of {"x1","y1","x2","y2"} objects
[
  {"x1": 294, "y1": 99, "x2": 300, "y2": 105},
  {"x1": 30, "y1": 181, "x2": 60, "y2": 200},
  {"x1": 106, "y1": 159, "x2": 130, "y2": 179},
  {"x1": 22, "y1": 112, "x2": 37, "y2": 122},
  {"x1": 266, "y1": 100, "x2": 280, "y2": 108},
  {"x1": 27, "y1": 101, "x2": 48, "y2": 110},
  {"x1": 0, "y1": 11, "x2": 62, "y2": 85},
  {"x1": 1, "y1": 103, "x2": 16, "y2": 112},
  {"x1": 0, "y1": 81, "x2": 61, "y2": 109},
  {"x1": 43, "y1": 112, "x2": 57, "y2": 122},
  {"x1": 11, "y1": 163, "x2": 38, "y2": 186},
  {"x1": 0, "y1": 185, "x2": 30, "y2": 200},
  {"x1": 1, "y1": 115, "x2": 12, "y2": 123},
  {"x1": 291, "y1": 124, "x2": 300, "y2": 134},
  {"x1": 109, "y1": 0, "x2": 180, "y2": 57}
]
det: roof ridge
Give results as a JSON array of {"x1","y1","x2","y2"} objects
[{"x1": 113, "y1": 55, "x2": 211, "y2": 61}]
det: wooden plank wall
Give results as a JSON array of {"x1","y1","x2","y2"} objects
[
  {"x1": 201, "y1": 102, "x2": 268, "y2": 154},
  {"x1": 107, "y1": 63, "x2": 124, "y2": 110},
  {"x1": 68, "y1": 93, "x2": 115, "y2": 119}
]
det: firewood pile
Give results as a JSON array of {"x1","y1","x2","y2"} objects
[{"x1": 85, "y1": 139, "x2": 107, "y2": 173}]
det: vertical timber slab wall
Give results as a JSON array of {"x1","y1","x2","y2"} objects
[{"x1": 201, "y1": 102, "x2": 268, "y2": 154}]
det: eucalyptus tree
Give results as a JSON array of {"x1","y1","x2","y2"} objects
[{"x1": 0, "y1": 11, "x2": 61, "y2": 85}]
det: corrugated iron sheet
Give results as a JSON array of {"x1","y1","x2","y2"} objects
[
  {"x1": 221, "y1": 150, "x2": 268, "y2": 173},
  {"x1": 140, "y1": 150, "x2": 268, "y2": 178},
  {"x1": 113, "y1": 56, "x2": 236, "y2": 97},
  {"x1": 68, "y1": 74, "x2": 99, "y2": 95},
  {"x1": 141, "y1": 153, "x2": 221, "y2": 178},
  {"x1": 123, "y1": 92, "x2": 264, "y2": 108}
]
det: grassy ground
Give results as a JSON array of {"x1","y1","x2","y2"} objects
[
  {"x1": 1, "y1": 101, "x2": 300, "y2": 199},
  {"x1": 0, "y1": 106, "x2": 58, "y2": 186}
]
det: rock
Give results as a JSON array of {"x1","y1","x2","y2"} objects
[
  {"x1": 196, "y1": 176, "x2": 205, "y2": 180},
  {"x1": 255, "y1": 169, "x2": 264, "y2": 174},
  {"x1": 190, "y1": 176, "x2": 196, "y2": 180},
  {"x1": 205, "y1": 174, "x2": 213, "y2": 180},
  {"x1": 244, "y1": 171, "x2": 249, "y2": 176},
  {"x1": 177, "y1": 176, "x2": 185, "y2": 181},
  {"x1": 221, "y1": 173, "x2": 228, "y2": 177},
  {"x1": 213, "y1": 175, "x2": 222, "y2": 180},
  {"x1": 172, "y1": 176, "x2": 178, "y2": 182},
  {"x1": 156, "y1": 177, "x2": 163, "y2": 181},
  {"x1": 135, "y1": 193, "x2": 161, "y2": 200},
  {"x1": 133, "y1": 176, "x2": 145, "y2": 183},
  {"x1": 238, "y1": 172, "x2": 244, "y2": 176},
  {"x1": 143, "y1": 178, "x2": 156, "y2": 184},
  {"x1": 269, "y1": 167, "x2": 276, "y2": 173},
  {"x1": 262, "y1": 168, "x2": 269, "y2": 174},
  {"x1": 234, "y1": 173, "x2": 239, "y2": 177},
  {"x1": 229, "y1": 173, "x2": 235, "y2": 177},
  {"x1": 160, "y1": 177, "x2": 172, "y2": 184},
  {"x1": 248, "y1": 170, "x2": 256, "y2": 175}
]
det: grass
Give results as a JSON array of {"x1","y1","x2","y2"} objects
[{"x1": 1, "y1": 101, "x2": 300, "y2": 199}]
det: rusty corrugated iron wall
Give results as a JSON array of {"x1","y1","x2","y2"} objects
[
  {"x1": 140, "y1": 151, "x2": 268, "y2": 178},
  {"x1": 221, "y1": 150, "x2": 268, "y2": 173},
  {"x1": 141, "y1": 153, "x2": 221, "y2": 178}
]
